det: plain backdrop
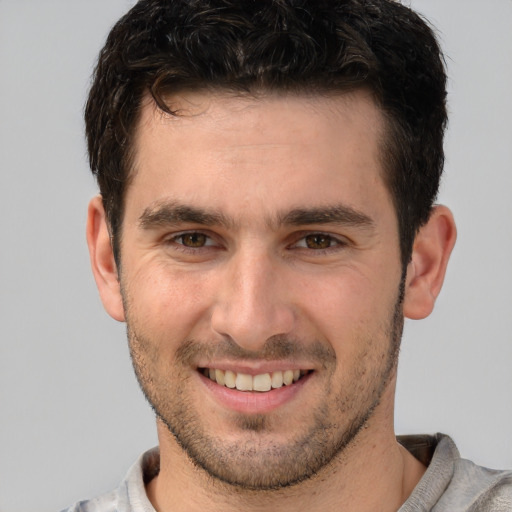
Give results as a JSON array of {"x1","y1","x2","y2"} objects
[{"x1": 1, "y1": 1, "x2": 511, "y2": 511}]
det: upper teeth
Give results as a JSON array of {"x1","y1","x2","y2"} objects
[{"x1": 204, "y1": 368, "x2": 306, "y2": 392}]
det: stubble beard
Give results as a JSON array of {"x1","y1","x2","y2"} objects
[{"x1": 124, "y1": 278, "x2": 404, "y2": 491}]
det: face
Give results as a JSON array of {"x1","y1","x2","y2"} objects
[{"x1": 118, "y1": 91, "x2": 405, "y2": 489}]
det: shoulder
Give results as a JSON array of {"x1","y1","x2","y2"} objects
[
  {"x1": 447, "y1": 458, "x2": 512, "y2": 511},
  {"x1": 60, "y1": 447, "x2": 159, "y2": 512},
  {"x1": 399, "y1": 434, "x2": 512, "y2": 511},
  {"x1": 60, "y1": 492, "x2": 118, "y2": 512},
  {"x1": 429, "y1": 435, "x2": 512, "y2": 511}
]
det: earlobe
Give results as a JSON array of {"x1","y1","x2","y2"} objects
[
  {"x1": 403, "y1": 205, "x2": 457, "y2": 320},
  {"x1": 86, "y1": 195, "x2": 125, "y2": 322}
]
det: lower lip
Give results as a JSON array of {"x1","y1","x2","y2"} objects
[{"x1": 199, "y1": 371, "x2": 313, "y2": 414}]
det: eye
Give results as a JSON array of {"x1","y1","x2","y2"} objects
[
  {"x1": 304, "y1": 234, "x2": 335, "y2": 249},
  {"x1": 294, "y1": 233, "x2": 343, "y2": 250},
  {"x1": 173, "y1": 232, "x2": 213, "y2": 248}
]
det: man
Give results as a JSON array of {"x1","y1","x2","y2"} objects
[{"x1": 65, "y1": 0, "x2": 511, "y2": 510}]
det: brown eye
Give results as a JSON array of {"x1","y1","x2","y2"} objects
[
  {"x1": 179, "y1": 233, "x2": 208, "y2": 247},
  {"x1": 304, "y1": 234, "x2": 334, "y2": 249}
]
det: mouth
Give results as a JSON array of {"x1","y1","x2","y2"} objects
[{"x1": 199, "y1": 368, "x2": 312, "y2": 392}]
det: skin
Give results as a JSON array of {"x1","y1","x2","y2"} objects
[{"x1": 87, "y1": 90, "x2": 456, "y2": 512}]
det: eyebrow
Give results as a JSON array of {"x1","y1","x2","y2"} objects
[
  {"x1": 139, "y1": 201, "x2": 233, "y2": 229},
  {"x1": 138, "y1": 200, "x2": 374, "y2": 231},
  {"x1": 277, "y1": 205, "x2": 374, "y2": 229}
]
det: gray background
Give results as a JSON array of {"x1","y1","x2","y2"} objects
[{"x1": 0, "y1": 1, "x2": 511, "y2": 511}]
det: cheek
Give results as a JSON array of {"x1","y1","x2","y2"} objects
[
  {"x1": 299, "y1": 271, "x2": 376, "y2": 322},
  {"x1": 124, "y1": 260, "x2": 214, "y2": 343},
  {"x1": 298, "y1": 271, "x2": 398, "y2": 357}
]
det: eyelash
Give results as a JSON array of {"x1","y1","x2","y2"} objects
[
  {"x1": 166, "y1": 230, "x2": 349, "y2": 255},
  {"x1": 166, "y1": 231, "x2": 219, "y2": 253},
  {"x1": 290, "y1": 232, "x2": 347, "y2": 252}
]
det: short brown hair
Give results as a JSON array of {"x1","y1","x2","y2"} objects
[{"x1": 85, "y1": 0, "x2": 447, "y2": 265}]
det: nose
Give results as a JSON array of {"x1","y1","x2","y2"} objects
[{"x1": 210, "y1": 249, "x2": 295, "y2": 352}]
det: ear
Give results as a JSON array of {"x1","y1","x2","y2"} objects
[
  {"x1": 86, "y1": 195, "x2": 125, "y2": 322},
  {"x1": 403, "y1": 205, "x2": 457, "y2": 320}
]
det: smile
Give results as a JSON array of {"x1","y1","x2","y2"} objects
[{"x1": 200, "y1": 368, "x2": 311, "y2": 392}]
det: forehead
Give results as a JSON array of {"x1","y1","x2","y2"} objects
[
  {"x1": 135, "y1": 89, "x2": 384, "y2": 152},
  {"x1": 127, "y1": 89, "x2": 391, "y2": 223}
]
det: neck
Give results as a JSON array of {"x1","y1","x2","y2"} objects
[{"x1": 146, "y1": 391, "x2": 426, "y2": 512}]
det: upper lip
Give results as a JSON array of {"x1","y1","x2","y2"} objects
[{"x1": 196, "y1": 361, "x2": 314, "y2": 375}]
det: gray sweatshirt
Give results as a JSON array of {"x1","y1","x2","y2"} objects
[{"x1": 62, "y1": 434, "x2": 512, "y2": 511}]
